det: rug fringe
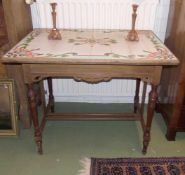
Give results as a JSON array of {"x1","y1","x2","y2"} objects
[{"x1": 78, "y1": 157, "x2": 91, "y2": 175}]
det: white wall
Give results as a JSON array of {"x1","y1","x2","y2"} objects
[{"x1": 30, "y1": 0, "x2": 170, "y2": 103}]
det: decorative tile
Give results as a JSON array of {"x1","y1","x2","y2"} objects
[{"x1": 3, "y1": 29, "x2": 179, "y2": 65}]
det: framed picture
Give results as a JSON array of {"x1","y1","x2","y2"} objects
[{"x1": 0, "y1": 79, "x2": 18, "y2": 136}]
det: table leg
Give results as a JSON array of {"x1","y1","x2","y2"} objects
[
  {"x1": 47, "y1": 78, "x2": 55, "y2": 112},
  {"x1": 134, "y1": 78, "x2": 140, "y2": 113},
  {"x1": 140, "y1": 82, "x2": 147, "y2": 116},
  {"x1": 40, "y1": 81, "x2": 47, "y2": 132},
  {"x1": 142, "y1": 84, "x2": 158, "y2": 154},
  {"x1": 28, "y1": 84, "x2": 43, "y2": 154},
  {"x1": 140, "y1": 82, "x2": 147, "y2": 131}
]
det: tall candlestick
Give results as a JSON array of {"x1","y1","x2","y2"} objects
[
  {"x1": 48, "y1": 3, "x2": 62, "y2": 40},
  {"x1": 127, "y1": 4, "x2": 139, "y2": 41}
]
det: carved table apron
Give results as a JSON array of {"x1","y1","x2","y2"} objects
[{"x1": 2, "y1": 29, "x2": 179, "y2": 154}]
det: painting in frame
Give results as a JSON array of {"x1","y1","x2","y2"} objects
[{"x1": 0, "y1": 79, "x2": 18, "y2": 136}]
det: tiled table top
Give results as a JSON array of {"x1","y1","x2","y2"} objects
[{"x1": 2, "y1": 29, "x2": 179, "y2": 65}]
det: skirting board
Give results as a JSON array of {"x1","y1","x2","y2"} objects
[{"x1": 45, "y1": 95, "x2": 149, "y2": 104}]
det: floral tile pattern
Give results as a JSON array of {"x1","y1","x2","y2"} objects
[{"x1": 3, "y1": 29, "x2": 179, "y2": 65}]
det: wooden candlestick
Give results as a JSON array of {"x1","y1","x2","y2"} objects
[
  {"x1": 48, "y1": 3, "x2": 62, "y2": 40},
  {"x1": 127, "y1": 4, "x2": 139, "y2": 41}
]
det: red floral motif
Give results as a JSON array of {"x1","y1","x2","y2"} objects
[
  {"x1": 6, "y1": 47, "x2": 41, "y2": 58},
  {"x1": 13, "y1": 47, "x2": 33, "y2": 57},
  {"x1": 146, "y1": 48, "x2": 169, "y2": 60}
]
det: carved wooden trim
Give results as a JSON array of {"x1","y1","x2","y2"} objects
[
  {"x1": 74, "y1": 76, "x2": 112, "y2": 84},
  {"x1": 32, "y1": 76, "x2": 43, "y2": 83},
  {"x1": 22, "y1": 64, "x2": 162, "y2": 86},
  {"x1": 141, "y1": 77, "x2": 151, "y2": 84}
]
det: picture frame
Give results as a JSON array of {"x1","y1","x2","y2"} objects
[{"x1": 0, "y1": 79, "x2": 18, "y2": 136}]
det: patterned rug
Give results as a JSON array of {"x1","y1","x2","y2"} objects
[{"x1": 90, "y1": 157, "x2": 185, "y2": 175}]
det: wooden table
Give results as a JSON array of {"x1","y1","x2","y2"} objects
[{"x1": 2, "y1": 29, "x2": 179, "y2": 154}]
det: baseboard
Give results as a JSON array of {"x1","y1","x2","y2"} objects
[{"x1": 46, "y1": 95, "x2": 149, "y2": 103}]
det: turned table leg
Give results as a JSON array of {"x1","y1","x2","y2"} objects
[
  {"x1": 28, "y1": 84, "x2": 43, "y2": 154},
  {"x1": 47, "y1": 78, "x2": 55, "y2": 112},
  {"x1": 140, "y1": 82, "x2": 147, "y2": 116},
  {"x1": 40, "y1": 81, "x2": 47, "y2": 132},
  {"x1": 142, "y1": 84, "x2": 158, "y2": 154},
  {"x1": 134, "y1": 78, "x2": 140, "y2": 113}
]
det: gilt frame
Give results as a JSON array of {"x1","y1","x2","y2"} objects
[{"x1": 0, "y1": 79, "x2": 18, "y2": 136}]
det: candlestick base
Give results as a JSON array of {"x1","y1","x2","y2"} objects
[
  {"x1": 48, "y1": 28, "x2": 62, "y2": 40},
  {"x1": 127, "y1": 30, "x2": 139, "y2": 41}
]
